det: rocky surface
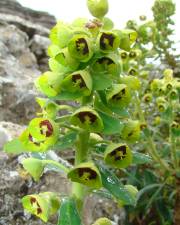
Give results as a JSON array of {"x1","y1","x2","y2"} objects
[{"x1": 0, "y1": 0, "x2": 55, "y2": 124}]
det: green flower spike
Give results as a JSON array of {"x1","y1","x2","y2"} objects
[
  {"x1": 121, "y1": 120, "x2": 141, "y2": 143},
  {"x1": 91, "y1": 54, "x2": 121, "y2": 76},
  {"x1": 22, "y1": 192, "x2": 60, "y2": 222},
  {"x1": 35, "y1": 71, "x2": 63, "y2": 97},
  {"x1": 22, "y1": 158, "x2": 45, "y2": 181},
  {"x1": 106, "y1": 84, "x2": 131, "y2": 108},
  {"x1": 119, "y1": 75, "x2": 141, "y2": 91},
  {"x1": 68, "y1": 33, "x2": 93, "y2": 62},
  {"x1": 55, "y1": 48, "x2": 80, "y2": 70},
  {"x1": 19, "y1": 118, "x2": 58, "y2": 152},
  {"x1": 61, "y1": 70, "x2": 92, "y2": 97},
  {"x1": 92, "y1": 217, "x2": 112, "y2": 225},
  {"x1": 67, "y1": 162, "x2": 102, "y2": 189},
  {"x1": 87, "y1": 0, "x2": 109, "y2": 18},
  {"x1": 119, "y1": 29, "x2": 137, "y2": 51},
  {"x1": 70, "y1": 107, "x2": 104, "y2": 132},
  {"x1": 104, "y1": 143, "x2": 132, "y2": 168},
  {"x1": 97, "y1": 31, "x2": 120, "y2": 53}
]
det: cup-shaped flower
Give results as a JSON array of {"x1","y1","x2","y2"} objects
[
  {"x1": 91, "y1": 54, "x2": 121, "y2": 76},
  {"x1": 171, "y1": 121, "x2": 180, "y2": 136},
  {"x1": 143, "y1": 93, "x2": 152, "y2": 103},
  {"x1": 55, "y1": 48, "x2": 80, "y2": 70},
  {"x1": 120, "y1": 50, "x2": 128, "y2": 60},
  {"x1": 97, "y1": 31, "x2": 120, "y2": 53},
  {"x1": 121, "y1": 120, "x2": 141, "y2": 143},
  {"x1": 22, "y1": 192, "x2": 60, "y2": 222},
  {"x1": 156, "y1": 97, "x2": 168, "y2": 112},
  {"x1": 92, "y1": 217, "x2": 112, "y2": 225},
  {"x1": 163, "y1": 69, "x2": 173, "y2": 81},
  {"x1": 119, "y1": 29, "x2": 137, "y2": 51},
  {"x1": 128, "y1": 67, "x2": 138, "y2": 76},
  {"x1": 35, "y1": 71, "x2": 63, "y2": 97},
  {"x1": 22, "y1": 158, "x2": 45, "y2": 181},
  {"x1": 106, "y1": 84, "x2": 131, "y2": 108},
  {"x1": 104, "y1": 143, "x2": 132, "y2": 168},
  {"x1": 68, "y1": 33, "x2": 93, "y2": 62},
  {"x1": 119, "y1": 75, "x2": 141, "y2": 91},
  {"x1": 67, "y1": 161, "x2": 102, "y2": 189},
  {"x1": 19, "y1": 118, "x2": 58, "y2": 152},
  {"x1": 129, "y1": 49, "x2": 142, "y2": 59},
  {"x1": 169, "y1": 89, "x2": 178, "y2": 100},
  {"x1": 70, "y1": 107, "x2": 104, "y2": 132},
  {"x1": 61, "y1": 70, "x2": 92, "y2": 97},
  {"x1": 87, "y1": 0, "x2": 109, "y2": 18}
]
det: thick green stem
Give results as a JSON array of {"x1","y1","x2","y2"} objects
[{"x1": 72, "y1": 130, "x2": 90, "y2": 214}]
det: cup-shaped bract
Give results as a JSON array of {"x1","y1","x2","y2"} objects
[
  {"x1": 120, "y1": 50, "x2": 128, "y2": 61},
  {"x1": 55, "y1": 48, "x2": 80, "y2": 70},
  {"x1": 169, "y1": 89, "x2": 178, "y2": 100},
  {"x1": 87, "y1": 0, "x2": 109, "y2": 18},
  {"x1": 143, "y1": 93, "x2": 153, "y2": 103},
  {"x1": 50, "y1": 21, "x2": 72, "y2": 49},
  {"x1": 120, "y1": 75, "x2": 141, "y2": 91},
  {"x1": 156, "y1": 97, "x2": 168, "y2": 112},
  {"x1": 67, "y1": 162, "x2": 102, "y2": 189},
  {"x1": 163, "y1": 68, "x2": 173, "y2": 81},
  {"x1": 35, "y1": 71, "x2": 63, "y2": 97},
  {"x1": 36, "y1": 98, "x2": 59, "y2": 119},
  {"x1": 119, "y1": 29, "x2": 137, "y2": 51},
  {"x1": 104, "y1": 143, "x2": 132, "y2": 168},
  {"x1": 171, "y1": 121, "x2": 180, "y2": 136},
  {"x1": 102, "y1": 17, "x2": 114, "y2": 30},
  {"x1": 92, "y1": 217, "x2": 112, "y2": 225},
  {"x1": 70, "y1": 107, "x2": 104, "y2": 132},
  {"x1": 22, "y1": 192, "x2": 60, "y2": 222},
  {"x1": 19, "y1": 118, "x2": 58, "y2": 152},
  {"x1": 91, "y1": 54, "x2": 121, "y2": 76},
  {"x1": 61, "y1": 70, "x2": 92, "y2": 97},
  {"x1": 22, "y1": 158, "x2": 45, "y2": 181},
  {"x1": 97, "y1": 31, "x2": 120, "y2": 53},
  {"x1": 68, "y1": 33, "x2": 93, "y2": 62},
  {"x1": 121, "y1": 120, "x2": 141, "y2": 143},
  {"x1": 129, "y1": 49, "x2": 142, "y2": 60},
  {"x1": 128, "y1": 67, "x2": 138, "y2": 76},
  {"x1": 106, "y1": 84, "x2": 131, "y2": 108}
]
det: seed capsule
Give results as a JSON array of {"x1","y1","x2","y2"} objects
[{"x1": 87, "y1": 0, "x2": 109, "y2": 18}]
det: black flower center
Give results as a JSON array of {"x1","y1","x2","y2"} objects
[
  {"x1": 78, "y1": 111, "x2": 97, "y2": 123},
  {"x1": 76, "y1": 38, "x2": 89, "y2": 55},
  {"x1": 97, "y1": 57, "x2": 114, "y2": 65},
  {"x1": 78, "y1": 167, "x2": 97, "y2": 180},
  {"x1": 110, "y1": 145, "x2": 127, "y2": 161},
  {"x1": 72, "y1": 74, "x2": 86, "y2": 88},
  {"x1": 100, "y1": 33, "x2": 115, "y2": 50},
  {"x1": 39, "y1": 120, "x2": 54, "y2": 137}
]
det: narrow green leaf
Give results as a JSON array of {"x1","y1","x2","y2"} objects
[
  {"x1": 97, "y1": 163, "x2": 136, "y2": 206},
  {"x1": 51, "y1": 91, "x2": 83, "y2": 100},
  {"x1": 3, "y1": 138, "x2": 26, "y2": 154},
  {"x1": 132, "y1": 152, "x2": 152, "y2": 164},
  {"x1": 57, "y1": 197, "x2": 82, "y2": 225}
]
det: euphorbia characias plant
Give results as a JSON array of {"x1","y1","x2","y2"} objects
[{"x1": 4, "y1": 0, "x2": 152, "y2": 224}]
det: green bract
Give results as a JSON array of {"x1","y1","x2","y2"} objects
[
  {"x1": 67, "y1": 162, "x2": 102, "y2": 189},
  {"x1": 120, "y1": 75, "x2": 141, "y2": 91},
  {"x1": 104, "y1": 143, "x2": 132, "y2": 168},
  {"x1": 35, "y1": 71, "x2": 63, "y2": 97},
  {"x1": 22, "y1": 158, "x2": 45, "y2": 181},
  {"x1": 68, "y1": 33, "x2": 93, "y2": 62},
  {"x1": 70, "y1": 107, "x2": 104, "y2": 132},
  {"x1": 119, "y1": 29, "x2": 137, "y2": 51},
  {"x1": 87, "y1": 0, "x2": 109, "y2": 18},
  {"x1": 19, "y1": 118, "x2": 58, "y2": 152},
  {"x1": 61, "y1": 70, "x2": 92, "y2": 97},
  {"x1": 106, "y1": 84, "x2": 131, "y2": 108},
  {"x1": 121, "y1": 120, "x2": 141, "y2": 143},
  {"x1": 97, "y1": 31, "x2": 120, "y2": 53},
  {"x1": 92, "y1": 217, "x2": 112, "y2": 225},
  {"x1": 22, "y1": 192, "x2": 60, "y2": 222},
  {"x1": 91, "y1": 54, "x2": 121, "y2": 76}
]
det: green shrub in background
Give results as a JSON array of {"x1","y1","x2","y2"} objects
[{"x1": 4, "y1": 0, "x2": 180, "y2": 224}]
